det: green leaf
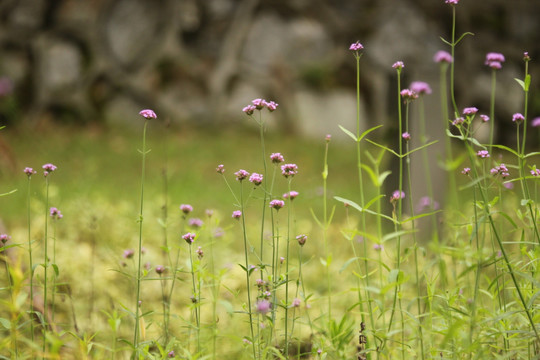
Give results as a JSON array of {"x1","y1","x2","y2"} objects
[
  {"x1": 361, "y1": 164, "x2": 378, "y2": 187},
  {"x1": 365, "y1": 195, "x2": 384, "y2": 210},
  {"x1": 52, "y1": 264, "x2": 59, "y2": 277},
  {"x1": 525, "y1": 74, "x2": 531, "y2": 90},
  {"x1": 514, "y1": 78, "x2": 526, "y2": 90},
  {"x1": 403, "y1": 140, "x2": 438, "y2": 157},
  {"x1": 365, "y1": 139, "x2": 400, "y2": 157},
  {"x1": 0, "y1": 318, "x2": 10, "y2": 329},
  {"x1": 334, "y1": 196, "x2": 397, "y2": 224},
  {"x1": 358, "y1": 124, "x2": 384, "y2": 142},
  {"x1": 490, "y1": 144, "x2": 519, "y2": 157},
  {"x1": 524, "y1": 151, "x2": 540, "y2": 159},
  {"x1": 340, "y1": 257, "x2": 359, "y2": 273},
  {"x1": 378, "y1": 171, "x2": 392, "y2": 187},
  {"x1": 338, "y1": 125, "x2": 357, "y2": 142},
  {"x1": 445, "y1": 129, "x2": 484, "y2": 148}
]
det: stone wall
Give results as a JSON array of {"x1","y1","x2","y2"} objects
[{"x1": 0, "y1": 0, "x2": 539, "y2": 139}]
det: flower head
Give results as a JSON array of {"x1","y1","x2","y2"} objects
[
  {"x1": 155, "y1": 265, "x2": 165, "y2": 274},
  {"x1": 265, "y1": 101, "x2": 279, "y2": 112},
  {"x1": 42, "y1": 163, "x2": 57, "y2": 177},
  {"x1": 49, "y1": 207, "x2": 63, "y2": 220},
  {"x1": 189, "y1": 218, "x2": 203, "y2": 228},
  {"x1": 512, "y1": 113, "x2": 525, "y2": 124},
  {"x1": 180, "y1": 204, "x2": 193, "y2": 215},
  {"x1": 296, "y1": 234, "x2": 307, "y2": 246},
  {"x1": 461, "y1": 167, "x2": 471, "y2": 175},
  {"x1": 491, "y1": 164, "x2": 509, "y2": 178},
  {"x1": 256, "y1": 299, "x2": 271, "y2": 314},
  {"x1": 349, "y1": 41, "x2": 364, "y2": 51},
  {"x1": 270, "y1": 153, "x2": 285, "y2": 164},
  {"x1": 373, "y1": 243, "x2": 384, "y2": 251},
  {"x1": 249, "y1": 172, "x2": 263, "y2": 186},
  {"x1": 480, "y1": 115, "x2": 490, "y2": 122},
  {"x1": 392, "y1": 61, "x2": 404, "y2": 70},
  {"x1": 400, "y1": 89, "x2": 418, "y2": 102},
  {"x1": 402, "y1": 132, "x2": 411, "y2": 141},
  {"x1": 24, "y1": 167, "x2": 36, "y2": 177},
  {"x1": 232, "y1": 210, "x2": 242, "y2": 219},
  {"x1": 269, "y1": 199, "x2": 285, "y2": 210},
  {"x1": 167, "y1": 350, "x2": 175, "y2": 358},
  {"x1": 463, "y1": 107, "x2": 478, "y2": 116},
  {"x1": 524, "y1": 52, "x2": 531, "y2": 62},
  {"x1": 123, "y1": 249, "x2": 135, "y2": 259},
  {"x1": 243, "y1": 105, "x2": 256, "y2": 115},
  {"x1": 531, "y1": 117, "x2": 540, "y2": 127},
  {"x1": 139, "y1": 109, "x2": 157, "y2": 119},
  {"x1": 182, "y1": 232, "x2": 196, "y2": 244},
  {"x1": 283, "y1": 191, "x2": 299, "y2": 200},
  {"x1": 325, "y1": 134, "x2": 332, "y2": 142},
  {"x1": 235, "y1": 169, "x2": 250, "y2": 181},
  {"x1": 485, "y1": 52, "x2": 505, "y2": 69},
  {"x1": 409, "y1": 81, "x2": 432, "y2": 95},
  {"x1": 530, "y1": 168, "x2": 540, "y2": 177},
  {"x1": 477, "y1": 150, "x2": 490, "y2": 158},
  {"x1": 281, "y1": 163, "x2": 298, "y2": 178},
  {"x1": 434, "y1": 50, "x2": 453, "y2": 63},
  {"x1": 416, "y1": 196, "x2": 439, "y2": 213},
  {"x1": 216, "y1": 164, "x2": 225, "y2": 174},
  {"x1": 0, "y1": 234, "x2": 11, "y2": 245},
  {"x1": 445, "y1": 0, "x2": 459, "y2": 4},
  {"x1": 390, "y1": 190, "x2": 405, "y2": 202},
  {"x1": 292, "y1": 298, "x2": 301, "y2": 308},
  {"x1": 196, "y1": 246, "x2": 204, "y2": 259},
  {"x1": 452, "y1": 117, "x2": 465, "y2": 126},
  {"x1": 252, "y1": 98, "x2": 265, "y2": 110}
]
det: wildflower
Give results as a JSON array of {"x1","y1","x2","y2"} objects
[
  {"x1": 477, "y1": 150, "x2": 490, "y2": 158},
  {"x1": 325, "y1": 134, "x2": 331, "y2": 142},
  {"x1": 434, "y1": 50, "x2": 453, "y2": 63},
  {"x1": 296, "y1": 234, "x2": 307, "y2": 246},
  {"x1": 24, "y1": 167, "x2": 36, "y2": 177},
  {"x1": 265, "y1": 101, "x2": 279, "y2": 112},
  {"x1": 182, "y1": 232, "x2": 196, "y2": 244},
  {"x1": 445, "y1": 0, "x2": 459, "y2": 4},
  {"x1": 292, "y1": 298, "x2": 301, "y2": 308},
  {"x1": 491, "y1": 164, "x2": 509, "y2": 178},
  {"x1": 180, "y1": 204, "x2": 193, "y2": 215},
  {"x1": 256, "y1": 299, "x2": 271, "y2": 314},
  {"x1": 42, "y1": 163, "x2": 57, "y2": 177},
  {"x1": 480, "y1": 115, "x2": 490, "y2": 122},
  {"x1": 461, "y1": 167, "x2": 471, "y2": 175},
  {"x1": 524, "y1": 52, "x2": 531, "y2": 62},
  {"x1": 504, "y1": 182, "x2": 514, "y2": 190},
  {"x1": 463, "y1": 107, "x2": 478, "y2": 116},
  {"x1": 452, "y1": 117, "x2": 465, "y2": 126},
  {"x1": 232, "y1": 210, "x2": 242, "y2": 219},
  {"x1": 409, "y1": 81, "x2": 432, "y2": 95},
  {"x1": 235, "y1": 169, "x2": 249, "y2": 181},
  {"x1": 168, "y1": 350, "x2": 175, "y2": 358},
  {"x1": 283, "y1": 191, "x2": 299, "y2": 200},
  {"x1": 280, "y1": 256, "x2": 285, "y2": 264},
  {"x1": 390, "y1": 190, "x2": 405, "y2": 202},
  {"x1": 155, "y1": 265, "x2": 165, "y2": 275},
  {"x1": 196, "y1": 246, "x2": 204, "y2": 259},
  {"x1": 485, "y1": 52, "x2": 505, "y2": 69},
  {"x1": 216, "y1": 164, "x2": 225, "y2": 174},
  {"x1": 49, "y1": 207, "x2": 63, "y2": 220},
  {"x1": 0, "y1": 234, "x2": 10, "y2": 245},
  {"x1": 269, "y1": 199, "x2": 285, "y2": 210},
  {"x1": 249, "y1": 172, "x2": 263, "y2": 186},
  {"x1": 123, "y1": 249, "x2": 135, "y2": 259},
  {"x1": 139, "y1": 109, "x2": 157, "y2": 119},
  {"x1": 243, "y1": 338, "x2": 252, "y2": 346},
  {"x1": 144, "y1": 262, "x2": 151, "y2": 271},
  {"x1": 416, "y1": 196, "x2": 440, "y2": 213},
  {"x1": 252, "y1": 98, "x2": 265, "y2": 110},
  {"x1": 531, "y1": 117, "x2": 540, "y2": 127},
  {"x1": 530, "y1": 168, "x2": 540, "y2": 177},
  {"x1": 263, "y1": 290, "x2": 271, "y2": 298},
  {"x1": 392, "y1": 61, "x2": 404, "y2": 70},
  {"x1": 512, "y1": 113, "x2": 525, "y2": 124},
  {"x1": 189, "y1": 218, "x2": 203, "y2": 228},
  {"x1": 281, "y1": 163, "x2": 298, "y2": 178},
  {"x1": 349, "y1": 41, "x2": 364, "y2": 51},
  {"x1": 270, "y1": 153, "x2": 285, "y2": 164},
  {"x1": 256, "y1": 279, "x2": 265, "y2": 287},
  {"x1": 402, "y1": 132, "x2": 411, "y2": 141},
  {"x1": 243, "y1": 105, "x2": 256, "y2": 115},
  {"x1": 373, "y1": 244, "x2": 384, "y2": 251},
  {"x1": 400, "y1": 89, "x2": 418, "y2": 102},
  {"x1": 205, "y1": 209, "x2": 214, "y2": 217}
]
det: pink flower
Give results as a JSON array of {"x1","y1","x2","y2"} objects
[
  {"x1": 512, "y1": 113, "x2": 525, "y2": 124},
  {"x1": 524, "y1": 52, "x2": 531, "y2": 61},
  {"x1": 249, "y1": 173, "x2": 263, "y2": 186},
  {"x1": 182, "y1": 232, "x2": 196, "y2": 244},
  {"x1": 445, "y1": 0, "x2": 459, "y2": 4},
  {"x1": 349, "y1": 41, "x2": 364, "y2": 51},
  {"x1": 434, "y1": 50, "x2": 453, "y2": 63},
  {"x1": 283, "y1": 191, "x2": 299, "y2": 200},
  {"x1": 155, "y1": 265, "x2": 165, "y2": 274},
  {"x1": 480, "y1": 115, "x2": 490, "y2": 122},
  {"x1": 265, "y1": 101, "x2": 279, "y2": 112},
  {"x1": 243, "y1": 105, "x2": 256, "y2": 115},
  {"x1": 400, "y1": 89, "x2": 418, "y2": 102},
  {"x1": 270, "y1": 153, "x2": 285, "y2": 164},
  {"x1": 281, "y1": 163, "x2": 298, "y2": 178},
  {"x1": 390, "y1": 190, "x2": 405, "y2": 202},
  {"x1": 373, "y1": 243, "x2": 384, "y2": 251},
  {"x1": 296, "y1": 234, "x2": 307, "y2": 246},
  {"x1": 477, "y1": 150, "x2": 490, "y2": 158},
  {"x1": 196, "y1": 246, "x2": 204, "y2": 259},
  {"x1": 189, "y1": 218, "x2": 203, "y2": 228},
  {"x1": 402, "y1": 132, "x2": 411, "y2": 140},
  {"x1": 49, "y1": 207, "x2": 63, "y2": 220},
  {"x1": 491, "y1": 164, "x2": 509, "y2": 178},
  {"x1": 24, "y1": 167, "x2": 36, "y2": 177},
  {"x1": 269, "y1": 199, "x2": 285, "y2": 210},
  {"x1": 180, "y1": 204, "x2": 193, "y2": 215},
  {"x1": 256, "y1": 299, "x2": 271, "y2": 314},
  {"x1": 531, "y1": 117, "x2": 540, "y2": 127},
  {"x1": 461, "y1": 167, "x2": 471, "y2": 175},
  {"x1": 485, "y1": 52, "x2": 505, "y2": 69},
  {"x1": 0, "y1": 234, "x2": 11, "y2": 245},
  {"x1": 392, "y1": 61, "x2": 404, "y2": 70},
  {"x1": 232, "y1": 210, "x2": 242, "y2": 219},
  {"x1": 139, "y1": 109, "x2": 157, "y2": 119},
  {"x1": 463, "y1": 107, "x2": 478, "y2": 116},
  {"x1": 235, "y1": 169, "x2": 250, "y2": 181},
  {"x1": 42, "y1": 163, "x2": 57, "y2": 175},
  {"x1": 216, "y1": 164, "x2": 225, "y2": 174},
  {"x1": 409, "y1": 81, "x2": 432, "y2": 95},
  {"x1": 452, "y1": 117, "x2": 464, "y2": 126},
  {"x1": 416, "y1": 196, "x2": 439, "y2": 213},
  {"x1": 291, "y1": 298, "x2": 301, "y2": 307},
  {"x1": 123, "y1": 249, "x2": 135, "y2": 259},
  {"x1": 325, "y1": 134, "x2": 331, "y2": 142}
]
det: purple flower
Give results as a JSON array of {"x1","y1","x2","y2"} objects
[
  {"x1": 249, "y1": 172, "x2": 263, "y2": 186},
  {"x1": 167, "y1": 350, "x2": 175, "y2": 358},
  {"x1": 292, "y1": 298, "x2": 301, "y2": 307},
  {"x1": 155, "y1": 265, "x2": 165, "y2": 274},
  {"x1": 491, "y1": 164, "x2": 509, "y2": 178},
  {"x1": 452, "y1": 117, "x2": 465, "y2": 126},
  {"x1": 416, "y1": 196, "x2": 439, "y2": 213},
  {"x1": 252, "y1": 98, "x2": 265, "y2": 110},
  {"x1": 524, "y1": 52, "x2": 531, "y2": 61},
  {"x1": 24, "y1": 167, "x2": 36, "y2": 177},
  {"x1": 402, "y1": 132, "x2": 411, "y2": 141},
  {"x1": 463, "y1": 107, "x2": 478, "y2": 116},
  {"x1": 49, "y1": 207, "x2": 63, "y2": 220},
  {"x1": 182, "y1": 232, "x2": 196, "y2": 244},
  {"x1": 0, "y1": 234, "x2": 11, "y2": 245},
  {"x1": 189, "y1": 218, "x2": 203, "y2": 228},
  {"x1": 349, "y1": 41, "x2": 364, "y2": 51},
  {"x1": 445, "y1": 0, "x2": 459, "y2": 4},
  {"x1": 390, "y1": 190, "x2": 405, "y2": 202},
  {"x1": 480, "y1": 115, "x2": 490, "y2": 122},
  {"x1": 409, "y1": 81, "x2": 432, "y2": 95},
  {"x1": 196, "y1": 246, "x2": 204, "y2": 259},
  {"x1": 232, "y1": 210, "x2": 242, "y2": 219},
  {"x1": 531, "y1": 117, "x2": 540, "y2": 127},
  {"x1": 269, "y1": 199, "x2": 285, "y2": 210},
  {"x1": 243, "y1": 105, "x2": 256, "y2": 115},
  {"x1": 477, "y1": 150, "x2": 490, "y2": 158},
  {"x1": 205, "y1": 209, "x2": 214, "y2": 217},
  {"x1": 123, "y1": 249, "x2": 135, "y2": 259},
  {"x1": 434, "y1": 50, "x2": 453, "y2": 63},
  {"x1": 461, "y1": 167, "x2": 471, "y2": 175},
  {"x1": 530, "y1": 167, "x2": 540, "y2": 177},
  {"x1": 485, "y1": 52, "x2": 505, "y2": 69},
  {"x1": 180, "y1": 204, "x2": 193, "y2": 215},
  {"x1": 283, "y1": 191, "x2": 299, "y2": 200},
  {"x1": 235, "y1": 169, "x2": 250, "y2": 181},
  {"x1": 270, "y1": 153, "x2": 285, "y2": 164},
  {"x1": 296, "y1": 234, "x2": 307, "y2": 246},
  {"x1": 373, "y1": 243, "x2": 384, "y2": 251},
  {"x1": 280, "y1": 256, "x2": 285, "y2": 264},
  {"x1": 256, "y1": 299, "x2": 271, "y2": 315},
  {"x1": 139, "y1": 109, "x2": 157, "y2": 119},
  {"x1": 512, "y1": 113, "x2": 525, "y2": 124},
  {"x1": 42, "y1": 163, "x2": 57, "y2": 177},
  {"x1": 281, "y1": 163, "x2": 298, "y2": 178},
  {"x1": 392, "y1": 61, "x2": 404, "y2": 70},
  {"x1": 216, "y1": 164, "x2": 225, "y2": 174},
  {"x1": 265, "y1": 101, "x2": 279, "y2": 112},
  {"x1": 400, "y1": 89, "x2": 418, "y2": 102},
  {"x1": 325, "y1": 134, "x2": 332, "y2": 142}
]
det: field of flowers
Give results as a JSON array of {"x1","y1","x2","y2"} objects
[{"x1": 1, "y1": 1, "x2": 540, "y2": 359}]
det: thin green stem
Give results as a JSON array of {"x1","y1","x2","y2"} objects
[
  {"x1": 26, "y1": 176, "x2": 35, "y2": 346},
  {"x1": 42, "y1": 176, "x2": 50, "y2": 359}
]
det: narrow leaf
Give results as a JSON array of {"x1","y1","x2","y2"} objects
[
  {"x1": 358, "y1": 124, "x2": 383, "y2": 141},
  {"x1": 338, "y1": 125, "x2": 357, "y2": 142}
]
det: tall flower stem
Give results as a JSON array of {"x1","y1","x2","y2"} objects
[
  {"x1": 449, "y1": 6, "x2": 459, "y2": 117},
  {"x1": 257, "y1": 114, "x2": 268, "y2": 282},
  {"x1": 42, "y1": 175, "x2": 50, "y2": 358},
  {"x1": 188, "y1": 242, "x2": 200, "y2": 353},
  {"x1": 488, "y1": 69, "x2": 496, "y2": 150},
  {"x1": 133, "y1": 119, "x2": 149, "y2": 355},
  {"x1": 26, "y1": 174, "x2": 35, "y2": 346}
]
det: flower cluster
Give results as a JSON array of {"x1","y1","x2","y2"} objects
[
  {"x1": 180, "y1": 204, "x2": 193, "y2": 215},
  {"x1": 490, "y1": 164, "x2": 509, "y2": 178},
  {"x1": 480, "y1": 115, "x2": 490, "y2": 122},
  {"x1": 232, "y1": 210, "x2": 242, "y2": 219},
  {"x1": 400, "y1": 89, "x2": 418, "y2": 102},
  {"x1": 24, "y1": 167, "x2": 36, "y2": 177},
  {"x1": 42, "y1": 163, "x2": 57, "y2": 177},
  {"x1": 463, "y1": 107, "x2": 478, "y2": 116},
  {"x1": 139, "y1": 109, "x2": 157, "y2": 119},
  {"x1": 155, "y1": 265, "x2": 165, "y2": 274},
  {"x1": 402, "y1": 132, "x2": 411, "y2": 141},
  {"x1": 281, "y1": 163, "x2": 298, "y2": 178},
  {"x1": 256, "y1": 299, "x2": 271, "y2": 315},
  {"x1": 216, "y1": 164, "x2": 225, "y2": 174},
  {"x1": 445, "y1": 0, "x2": 459, "y2": 4},
  {"x1": 434, "y1": 50, "x2": 453, "y2": 63},
  {"x1": 485, "y1": 52, "x2": 505, "y2": 70},
  {"x1": 243, "y1": 99, "x2": 279, "y2": 115},
  {"x1": 296, "y1": 234, "x2": 307, "y2": 246},
  {"x1": 392, "y1": 61, "x2": 404, "y2": 70},
  {"x1": 390, "y1": 190, "x2": 405, "y2": 203},
  {"x1": 189, "y1": 218, "x2": 203, "y2": 228},
  {"x1": 477, "y1": 150, "x2": 490, "y2": 158},
  {"x1": 452, "y1": 117, "x2": 464, "y2": 126},
  {"x1": 269, "y1": 199, "x2": 285, "y2": 210},
  {"x1": 249, "y1": 173, "x2": 263, "y2": 186},
  {"x1": 0, "y1": 234, "x2": 11, "y2": 245},
  {"x1": 182, "y1": 232, "x2": 196, "y2": 244},
  {"x1": 235, "y1": 169, "x2": 250, "y2": 181},
  {"x1": 283, "y1": 191, "x2": 299, "y2": 200},
  {"x1": 532, "y1": 117, "x2": 540, "y2": 127},
  {"x1": 409, "y1": 81, "x2": 432, "y2": 95},
  {"x1": 123, "y1": 249, "x2": 135, "y2": 259},
  {"x1": 531, "y1": 167, "x2": 540, "y2": 177},
  {"x1": 270, "y1": 153, "x2": 285, "y2": 164},
  {"x1": 349, "y1": 41, "x2": 364, "y2": 51},
  {"x1": 512, "y1": 113, "x2": 525, "y2": 124},
  {"x1": 461, "y1": 167, "x2": 471, "y2": 175},
  {"x1": 49, "y1": 207, "x2": 63, "y2": 220},
  {"x1": 196, "y1": 246, "x2": 204, "y2": 259}
]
